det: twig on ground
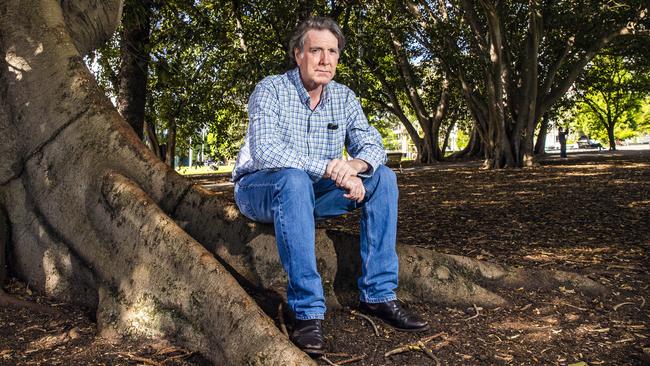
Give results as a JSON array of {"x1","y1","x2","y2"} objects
[
  {"x1": 589, "y1": 327, "x2": 610, "y2": 333},
  {"x1": 163, "y1": 351, "x2": 195, "y2": 363},
  {"x1": 615, "y1": 338, "x2": 635, "y2": 343},
  {"x1": 154, "y1": 346, "x2": 185, "y2": 356},
  {"x1": 350, "y1": 310, "x2": 379, "y2": 336},
  {"x1": 325, "y1": 352, "x2": 352, "y2": 357},
  {"x1": 419, "y1": 332, "x2": 446, "y2": 344},
  {"x1": 488, "y1": 333, "x2": 503, "y2": 342},
  {"x1": 562, "y1": 302, "x2": 588, "y2": 311},
  {"x1": 640, "y1": 296, "x2": 646, "y2": 308},
  {"x1": 19, "y1": 325, "x2": 47, "y2": 334},
  {"x1": 418, "y1": 341, "x2": 441, "y2": 365},
  {"x1": 384, "y1": 344, "x2": 421, "y2": 357},
  {"x1": 337, "y1": 354, "x2": 366, "y2": 365},
  {"x1": 613, "y1": 302, "x2": 635, "y2": 311},
  {"x1": 121, "y1": 353, "x2": 163, "y2": 366},
  {"x1": 320, "y1": 355, "x2": 337, "y2": 365},
  {"x1": 517, "y1": 303, "x2": 532, "y2": 311},
  {"x1": 606, "y1": 264, "x2": 640, "y2": 271},
  {"x1": 464, "y1": 304, "x2": 481, "y2": 321},
  {"x1": 278, "y1": 303, "x2": 288, "y2": 336},
  {"x1": 384, "y1": 333, "x2": 449, "y2": 358},
  {"x1": 431, "y1": 339, "x2": 451, "y2": 350}
]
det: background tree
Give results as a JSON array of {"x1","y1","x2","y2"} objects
[
  {"x1": 115, "y1": 0, "x2": 155, "y2": 140},
  {"x1": 339, "y1": 1, "x2": 455, "y2": 163},
  {"x1": 407, "y1": 0, "x2": 648, "y2": 168},
  {"x1": 575, "y1": 54, "x2": 649, "y2": 150}
]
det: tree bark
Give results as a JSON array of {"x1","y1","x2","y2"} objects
[
  {"x1": 0, "y1": 204, "x2": 7, "y2": 287},
  {"x1": 116, "y1": 0, "x2": 152, "y2": 139},
  {"x1": 534, "y1": 112, "x2": 549, "y2": 155},
  {"x1": 0, "y1": 1, "x2": 607, "y2": 364},
  {"x1": 388, "y1": 33, "x2": 449, "y2": 163},
  {"x1": 144, "y1": 119, "x2": 161, "y2": 159},
  {"x1": 0, "y1": 1, "x2": 312, "y2": 364},
  {"x1": 448, "y1": 125, "x2": 484, "y2": 159},
  {"x1": 607, "y1": 124, "x2": 617, "y2": 151},
  {"x1": 166, "y1": 116, "x2": 177, "y2": 169}
]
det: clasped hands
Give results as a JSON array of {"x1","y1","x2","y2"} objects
[{"x1": 324, "y1": 158, "x2": 368, "y2": 202}]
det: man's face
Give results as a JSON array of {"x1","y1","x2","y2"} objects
[{"x1": 294, "y1": 29, "x2": 340, "y2": 91}]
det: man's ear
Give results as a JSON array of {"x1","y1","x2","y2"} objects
[{"x1": 294, "y1": 48, "x2": 302, "y2": 62}]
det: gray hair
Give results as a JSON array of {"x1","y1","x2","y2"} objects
[{"x1": 288, "y1": 17, "x2": 346, "y2": 65}]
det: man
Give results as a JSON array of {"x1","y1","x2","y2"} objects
[
  {"x1": 232, "y1": 17, "x2": 428, "y2": 356},
  {"x1": 558, "y1": 127, "x2": 568, "y2": 158}
]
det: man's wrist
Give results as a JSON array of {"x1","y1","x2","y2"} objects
[{"x1": 349, "y1": 159, "x2": 369, "y2": 174}]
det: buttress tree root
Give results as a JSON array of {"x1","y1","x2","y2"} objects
[{"x1": 0, "y1": 1, "x2": 606, "y2": 365}]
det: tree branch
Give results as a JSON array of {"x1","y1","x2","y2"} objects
[{"x1": 540, "y1": 10, "x2": 645, "y2": 114}]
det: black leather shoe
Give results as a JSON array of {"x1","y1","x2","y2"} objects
[
  {"x1": 290, "y1": 319, "x2": 325, "y2": 356},
  {"x1": 359, "y1": 300, "x2": 429, "y2": 332}
]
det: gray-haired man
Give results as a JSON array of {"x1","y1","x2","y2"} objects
[{"x1": 232, "y1": 17, "x2": 428, "y2": 356}]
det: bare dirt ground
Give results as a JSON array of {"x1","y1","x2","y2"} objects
[{"x1": 2, "y1": 149, "x2": 649, "y2": 365}]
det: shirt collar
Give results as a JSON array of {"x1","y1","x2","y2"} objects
[{"x1": 288, "y1": 67, "x2": 331, "y2": 109}]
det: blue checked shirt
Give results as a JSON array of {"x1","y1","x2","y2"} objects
[{"x1": 232, "y1": 67, "x2": 386, "y2": 183}]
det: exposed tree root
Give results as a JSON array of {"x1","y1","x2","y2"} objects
[
  {"x1": 173, "y1": 188, "x2": 607, "y2": 309},
  {"x1": 1, "y1": 1, "x2": 312, "y2": 364},
  {"x1": 0, "y1": 289, "x2": 59, "y2": 314}
]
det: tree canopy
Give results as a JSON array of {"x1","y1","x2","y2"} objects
[{"x1": 89, "y1": 0, "x2": 649, "y2": 167}]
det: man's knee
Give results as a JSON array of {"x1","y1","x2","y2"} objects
[
  {"x1": 375, "y1": 165, "x2": 397, "y2": 187},
  {"x1": 275, "y1": 168, "x2": 313, "y2": 193}
]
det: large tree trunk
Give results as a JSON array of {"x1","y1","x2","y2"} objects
[
  {"x1": 0, "y1": 1, "x2": 312, "y2": 364},
  {"x1": 144, "y1": 119, "x2": 162, "y2": 159},
  {"x1": 166, "y1": 115, "x2": 177, "y2": 168},
  {"x1": 534, "y1": 112, "x2": 549, "y2": 155},
  {"x1": 116, "y1": 0, "x2": 152, "y2": 139},
  {"x1": 0, "y1": 1, "x2": 607, "y2": 364},
  {"x1": 606, "y1": 123, "x2": 617, "y2": 151}
]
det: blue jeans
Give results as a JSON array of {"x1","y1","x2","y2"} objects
[{"x1": 234, "y1": 165, "x2": 399, "y2": 320}]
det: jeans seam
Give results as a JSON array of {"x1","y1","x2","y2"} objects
[
  {"x1": 362, "y1": 194, "x2": 372, "y2": 293},
  {"x1": 274, "y1": 182, "x2": 297, "y2": 314},
  {"x1": 295, "y1": 313, "x2": 325, "y2": 320},
  {"x1": 360, "y1": 294, "x2": 397, "y2": 303}
]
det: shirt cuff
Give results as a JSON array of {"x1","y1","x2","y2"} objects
[
  {"x1": 353, "y1": 151, "x2": 385, "y2": 178},
  {"x1": 304, "y1": 158, "x2": 329, "y2": 182}
]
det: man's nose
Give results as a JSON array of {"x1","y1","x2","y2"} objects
[{"x1": 320, "y1": 51, "x2": 330, "y2": 65}]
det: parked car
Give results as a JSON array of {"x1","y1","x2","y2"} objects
[
  {"x1": 576, "y1": 136, "x2": 603, "y2": 149},
  {"x1": 204, "y1": 158, "x2": 223, "y2": 171}
]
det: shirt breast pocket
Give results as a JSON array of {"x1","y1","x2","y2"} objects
[{"x1": 326, "y1": 123, "x2": 346, "y2": 157}]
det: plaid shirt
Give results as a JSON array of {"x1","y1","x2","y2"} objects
[{"x1": 232, "y1": 67, "x2": 386, "y2": 183}]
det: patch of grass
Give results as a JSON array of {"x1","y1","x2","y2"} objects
[{"x1": 176, "y1": 165, "x2": 234, "y2": 175}]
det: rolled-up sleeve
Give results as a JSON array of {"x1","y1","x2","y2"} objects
[
  {"x1": 344, "y1": 96, "x2": 387, "y2": 176},
  {"x1": 248, "y1": 82, "x2": 329, "y2": 181}
]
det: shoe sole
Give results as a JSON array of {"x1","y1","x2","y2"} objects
[
  {"x1": 389, "y1": 323, "x2": 430, "y2": 333},
  {"x1": 358, "y1": 311, "x2": 430, "y2": 333},
  {"x1": 302, "y1": 348, "x2": 325, "y2": 357}
]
